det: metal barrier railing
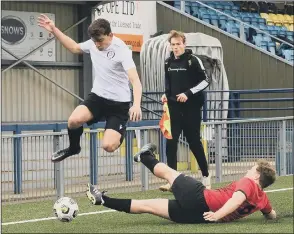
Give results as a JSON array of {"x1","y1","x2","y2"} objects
[
  {"x1": 1, "y1": 117, "x2": 293, "y2": 203},
  {"x1": 141, "y1": 88, "x2": 294, "y2": 121}
]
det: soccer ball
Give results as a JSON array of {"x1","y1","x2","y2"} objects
[{"x1": 53, "y1": 197, "x2": 79, "y2": 222}]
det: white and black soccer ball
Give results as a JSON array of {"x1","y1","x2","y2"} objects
[{"x1": 53, "y1": 197, "x2": 79, "y2": 222}]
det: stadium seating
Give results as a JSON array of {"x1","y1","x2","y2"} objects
[{"x1": 172, "y1": 1, "x2": 294, "y2": 62}]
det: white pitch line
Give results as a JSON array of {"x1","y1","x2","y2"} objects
[
  {"x1": 2, "y1": 210, "x2": 117, "y2": 226},
  {"x1": 2, "y1": 217, "x2": 56, "y2": 225},
  {"x1": 265, "y1": 187, "x2": 293, "y2": 193},
  {"x1": 2, "y1": 187, "x2": 293, "y2": 226}
]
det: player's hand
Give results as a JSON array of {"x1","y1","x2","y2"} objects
[
  {"x1": 176, "y1": 93, "x2": 188, "y2": 103},
  {"x1": 161, "y1": 94, "x2": 167, "y2": 103},
  {"x1": 37, "y1": 14, "x2": 55, "y2": 32},
  {"x1": 129, "y1": 105, "x2": 142, "y2": 122},
  {"x1": 203, "y1": 211, "x2": 220, "y2": 222}
]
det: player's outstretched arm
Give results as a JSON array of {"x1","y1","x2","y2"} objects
[
  {"x1": 263, "y1": 209, "x2": 277, "y2": 220},
  {"x1": 203, "y1": 191, "x2": 246, "y2": 222},
  {"x1": 128, "y1": 67, "x2": 142, "y2": 122},
  {"x1": 37, "y1": 14, "x2": 82, "y2": 54}
]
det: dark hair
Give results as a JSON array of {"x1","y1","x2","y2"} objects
[
  {"x1": 168, "y1": 30, "x2": 186, "y2": 44},
  {"x1": 88, "y1": 18, "x2": 111, "y2": 41},
  {"x1": 256, "y1": 159, "x2": 276, "y2": 189}
]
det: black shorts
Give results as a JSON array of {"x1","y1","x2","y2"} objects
[
  {"x1": 168, "y1": 174, "x2": 210, "y2": 224},
  {"x1": 80, "y1": 93, "x2": 130, "y2": 136}
]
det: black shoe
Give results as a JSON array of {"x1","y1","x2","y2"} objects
[
  {"x1": 86, "y1": 183, "x2": 107, "y2": 205},
  {"x1": 134, "y1": 143, "x2": 157, "y2": 162},
  {"x1": 51, "y1": 147, "x2": 81, "y2": 162}
]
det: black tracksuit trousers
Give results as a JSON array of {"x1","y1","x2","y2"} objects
[{"x1": 166, "y1": 101, "x2": 209, "y2": 177}]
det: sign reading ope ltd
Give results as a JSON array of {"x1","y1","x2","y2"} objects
[{"x1": 93, "y1": 1, "x2": 157, "y2": 52}]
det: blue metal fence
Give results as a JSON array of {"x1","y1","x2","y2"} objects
[
  {"x1": 141, "y1": 88, "x2": 294, "y2": 121},
  {"x1": 223, "y1": 88, "x2": 294, "y2": 120},
  {"x1": 2, "y1": 121, "x2": 159, "y2": 195},
  {"x1": 2, "y1": 117, "x2": 293, "y2": 201},
  {"x1": 2, "y1": 88, "x2": 294, "y2": 197}
]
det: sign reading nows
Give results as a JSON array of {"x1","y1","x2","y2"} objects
[{"x1": 1, "y1": 11, "x2": 56, "y2": 62}]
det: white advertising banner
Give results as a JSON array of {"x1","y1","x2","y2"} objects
[
  {"x1": 1, "y1": 10, "x2": 56, "y2": 62},
  {"x1": 93, "y1": 1, "x2": 157, "y2": 52}
]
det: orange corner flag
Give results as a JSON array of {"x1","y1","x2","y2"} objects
[{"x1": 159, "y1": 102, "x2": 172, "y2": 139}]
